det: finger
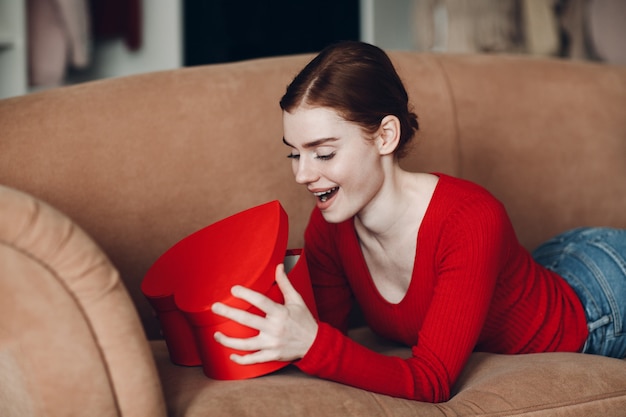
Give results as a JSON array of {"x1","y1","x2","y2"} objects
[
  {"x1": 229, "y1": 350, "x2": 284, "y2": 365},
  {"x1": 275, "y1": 264, "x2": 305, "y2": 304},
  {"x1": 211, "y1": 302, "x2": 266, "y2": 330},
  {"x1": 230, "y1": 285, "x2": 280, "y2": 314},
  {"x1": 214, "y1": 331, "x2": 281, "y2": 358},
  {"x1": 213, "y1": 331, "x2": 262, "y2": 352}
]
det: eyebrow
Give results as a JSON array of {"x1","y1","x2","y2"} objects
[{"x1": 282, "y1": 137, "x2": 339, "y2": 149}]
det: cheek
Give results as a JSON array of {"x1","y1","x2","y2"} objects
[
  {"x1": 290, "y1": 159, "x2": 298, "y2": 177},
  {"x1": 348, "y1": 144, "x2": 381, "y2": 172},
  {"x1": 330, "y1": 158, "x2": 367, "y2": 188},
  {"x1": 350, "y1": 152, "x2": 384, "y2": 187}
]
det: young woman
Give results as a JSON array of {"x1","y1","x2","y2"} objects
[{"x1": 211, "y1": 41, "x2": 626, "y2": 403}]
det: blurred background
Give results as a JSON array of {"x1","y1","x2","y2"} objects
[{"x1": 0, "y1": 0, "x2": 624, "y2": 99}]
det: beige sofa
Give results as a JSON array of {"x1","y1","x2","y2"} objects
[{"x1": 1, "y1": 51, "x2": 625, "y2": 416}]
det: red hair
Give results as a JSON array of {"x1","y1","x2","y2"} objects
[{"x1": 280, "y1": 41, "x2": 419, "y2": 158}]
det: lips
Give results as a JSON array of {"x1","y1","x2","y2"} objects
[{"x1": 313, "y1": 187, "x2": 339, "y2": 202}]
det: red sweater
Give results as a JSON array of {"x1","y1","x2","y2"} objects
[{"x1": 295, "y1": 174, "x2": 588, "y2": 403}]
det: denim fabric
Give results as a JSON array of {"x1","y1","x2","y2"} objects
[{"x1": 533, "y1": 227, "x2": 626, "y2": 359}]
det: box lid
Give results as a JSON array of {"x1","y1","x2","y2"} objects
[{"x1": 142, "y1": 200, "x2": 288, "y2": 326}]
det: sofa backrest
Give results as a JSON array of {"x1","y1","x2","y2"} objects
[
  {"x1": 1, "y1": 52, "x2": 624, "y2": 339},
  {"x1": 399, "y1": 53, "x2": 626, "y2": 250}
]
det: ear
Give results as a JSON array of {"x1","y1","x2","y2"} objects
[{"x1": 376, "y1": 115, "x2": 401, "y2": 156}]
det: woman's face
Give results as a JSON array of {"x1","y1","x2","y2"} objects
[{"x1": 282, "y1": 106, "x2": 385, "y2": 223}]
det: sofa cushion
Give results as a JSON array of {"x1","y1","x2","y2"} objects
[
  {"x1": 153, "y1": 327, "x2": 626, "y2": 417},
  {"x1": 0, "y1": 185, "x2": 166, "y2": 417}
]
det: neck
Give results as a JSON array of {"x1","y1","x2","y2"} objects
[{"x1": 355, "y1": 165, "x2": 417, "y2": 240}]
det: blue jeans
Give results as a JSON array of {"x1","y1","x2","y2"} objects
[{"x1": 532, "y1": 227, "x2": 626, "y2": 359}]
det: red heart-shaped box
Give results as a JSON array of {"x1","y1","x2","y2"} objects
[{"x1": 141, "y1": 201, "x2": 317, "y2": 380}]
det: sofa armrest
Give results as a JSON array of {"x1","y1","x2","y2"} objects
[{"x1": 0, "y1": 185, "x2": 165, "y2": 416}]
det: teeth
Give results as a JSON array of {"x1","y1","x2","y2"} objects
[{"x1": 313, "y1": 187, "x2": 337, "y2": 202}]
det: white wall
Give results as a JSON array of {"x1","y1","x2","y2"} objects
[
  {"x1": 69, "y1": 0, "x2": 182, "y2": 83},
  {"x1": 360, "y1": 0, "x2": 415, "y2": 50},
  {"x1": 0, "y1": 0, "x2": 27, "y2": 98}
]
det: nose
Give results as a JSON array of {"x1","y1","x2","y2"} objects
[{"x1": 293, "y1": 158, "x2": 318, "y2": 185}]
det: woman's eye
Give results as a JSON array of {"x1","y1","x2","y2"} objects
[
  {"x1": 315, "y1": 152, "x2": 335, "y2": 161},
  {"x1": 286, "y1": 151, "x2": 335, "y2": 161}
]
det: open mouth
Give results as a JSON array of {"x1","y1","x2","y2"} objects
[{"x1": 313, "y1": 187, "x2": 339, "y2": 202}]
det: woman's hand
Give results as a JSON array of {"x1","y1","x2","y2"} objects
[{"x1": 211, "y1": 264, "x2": 318, "y2": 364}]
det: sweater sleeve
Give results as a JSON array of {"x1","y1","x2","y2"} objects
[
  {"x1": 302, "y1": 208, "x2": 353, "y2": 334},
  {"x1": 297, "y1": 193, "x2": 513, "y2": 403}
]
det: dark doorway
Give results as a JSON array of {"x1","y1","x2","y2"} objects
[{"x1": 184, "y1": 0, "x2": 360, "y2": 66}]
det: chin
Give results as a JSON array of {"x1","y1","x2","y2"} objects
[
  {"x1": 319, "y1": 205, "x2": 355, "y2": 224},
  {"x1": 318, "y1": 208, "x2": 342, "y2": 224}
]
